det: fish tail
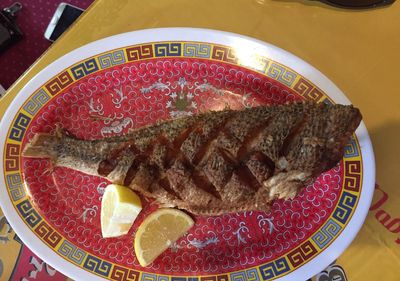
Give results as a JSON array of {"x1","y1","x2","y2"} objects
[{"x1": 22, "y1": 133, "x2": 60, "y2": 159}]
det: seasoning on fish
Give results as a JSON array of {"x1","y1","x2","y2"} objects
[{"x1": 22, "y1": 101, "x2": 362, "y2": 216}]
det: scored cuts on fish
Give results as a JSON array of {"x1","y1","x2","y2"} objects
[{"x1": 22, "y1": 101, "x2": 362, "y2": 216}]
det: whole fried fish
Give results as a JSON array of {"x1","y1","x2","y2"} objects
[{"x1": 22, "y1": 102, "x2": 362, "y2": 216}]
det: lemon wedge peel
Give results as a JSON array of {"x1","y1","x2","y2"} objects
[
  {"x1": 100, "y1": 184, "x2": 142, "y2": 238},
  {"x1": 134, "y1": 208, "x2": 194, "y2": 267}
]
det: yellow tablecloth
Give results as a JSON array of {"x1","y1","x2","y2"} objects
[{"x1": 1, "y1": 0, "x2": 399, "y2": 280}]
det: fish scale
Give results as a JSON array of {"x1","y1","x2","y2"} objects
[{"x1": 22, "y1": 101, "x2": 362, "y2": 216}]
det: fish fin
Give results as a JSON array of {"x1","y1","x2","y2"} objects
[
  {"x1": 259, "y1": 171, "x2": 311, "y2": 200},
  {"x1": 22, "y1": 133, "x2": 60, "y2": 159},
  {"x1": 127, "y1": 128, "x2": 136, "y2": 134},
  {"x1": 157, "y1": 202, "x2": 177, "y2": 208}
]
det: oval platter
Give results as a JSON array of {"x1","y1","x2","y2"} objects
[{"x1": 0, "y1": 28, "x2": 375, "y2": 281}]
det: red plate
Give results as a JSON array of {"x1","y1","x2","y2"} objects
[{"x1": 0, "y1": 28, "x2": 373, "y2": 281}]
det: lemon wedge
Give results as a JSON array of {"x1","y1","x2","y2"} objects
[
  {"x1": 134, "y1": 208, "x2": 194, "y2": 267},
  {"x1": 101, "y1": 184, "x2": 142, "y2": 238}
]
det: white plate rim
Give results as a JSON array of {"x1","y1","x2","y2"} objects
[{"x1": 0, "y1": 27, "x2": 375, "y2": 281}]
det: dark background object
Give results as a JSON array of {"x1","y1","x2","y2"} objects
[
  {"x1": 0, "y1": 3, "x2": 23, "y2": 53},
  {"x1": 0, "y1": 0, "x2": 93, "y2": 89},
  {"x1": 320, "y1": 0, "x2": 395, "y2": 8},
  {"x1": 46, "y1": 3, "x2": 84, "y2": 41}
]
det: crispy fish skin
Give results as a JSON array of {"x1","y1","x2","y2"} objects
[{"x1": 22, "y1": 102, "x2": 362, "y2": 216}]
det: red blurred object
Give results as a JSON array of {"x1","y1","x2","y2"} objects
[{"x1": 0, "y1": 0, "x2": 93, "y2": 89}]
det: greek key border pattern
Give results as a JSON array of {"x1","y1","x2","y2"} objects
[{"x1": 3, "y1": 41, "x2": 363, "y2": 281}]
